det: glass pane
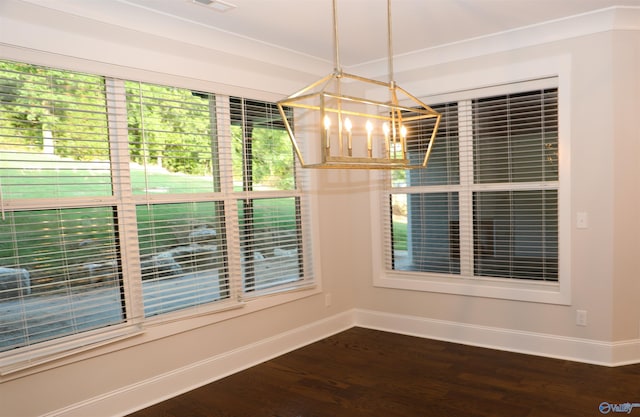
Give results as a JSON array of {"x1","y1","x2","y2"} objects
[
  {"x1": 126, "y1": 82, "x2": 219, "y2": 194},
  {"x1": 138, "y1": 202, "x2": 229, "y2": 317},
  {"x1": 473, "y1": 89, "x2": 558, "y2": 184},
  {"x1": 0, "y1": 60, "x2": 112, "y2": 199},
  {"x1": 231, "y1": 98, "x2": 295, "y2": 192},
  {"x1": 473, "y1": 190, "x2": 558, "y2": 281},
  {"x1": 0, "y1": 207, "x2": 124, "y2": 352},
  {"x1": 238, "y1": 197, "x2": 303, "y2": 292},
  {"x1": 393, "y1": 192, "x2": 460, "y2": 274},
  {"x1": 395, "y1": 102, "x2": 459, "y2": 187}
]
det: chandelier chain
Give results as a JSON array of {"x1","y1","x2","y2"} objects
[
  {"x1": 387, "y1": 0, "x2": 394, "y2": 85},
  {"x1": 332, "y1": 0, "x2": 340, "y2": 73}
]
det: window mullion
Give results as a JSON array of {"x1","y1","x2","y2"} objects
[
  {"x1": 215, "y1": 94, "x2": 242, "y2": 302},
  {"x1": 105, "y1": 78, "x2": 144, "y2": 324},
  {"x1": 458, "y1": 99, "x2": 474, "y2": 277}
]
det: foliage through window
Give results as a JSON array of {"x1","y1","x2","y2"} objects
[{"x1": 0, "y1": 60, "x2": 313, "y2": 357}]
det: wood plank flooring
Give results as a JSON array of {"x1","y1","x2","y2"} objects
[{"x1": 127, "y1": 327, "x2": 640, "y2": 417}]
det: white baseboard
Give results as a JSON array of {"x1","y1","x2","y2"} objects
[
  {"x1": 46, "y1": 310, "x2": 355, "y2": 417},
  {"x1": 354, "y1": 308, "x2": 640, "y2": 367},
  {"x1": 610, "y1": 339, "x2": 640, "y2": 366},
  {"x1": 47, "y1": 308, "x2": 640, "y2": 417}
]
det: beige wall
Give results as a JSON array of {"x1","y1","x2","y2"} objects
[
  {"x1": 611, "y1": 30, "x2": 640, "y2": 341},
  {"x1": 0, "y1": 1, "x2": 639, "y2": 416},
  {"x1": 356, "y1": 28, "x2": 640, "y2": 343},
  {"x1": 0, "y1": 2, "x2": 356, "y2": 415}
]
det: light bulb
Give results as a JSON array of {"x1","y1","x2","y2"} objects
[
  {"x1": 400, "y1": 125, "x2": 407, "y2": 138},
  {"x1": 382, "y1": 122, "x2": 390, "y2": 136},
  {"x1": 324, "y1": 115, "x2": 331, "y2": 130},
  {"x1": 366, "y1": 120, "x2": 373, "y2": 157},
  {"x1": 344, "y1": 117, "x2": 352, "y2": 133}
]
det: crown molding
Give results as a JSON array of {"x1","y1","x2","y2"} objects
[
  {"x1": 355, "y1": 6, "x2": 640, "y2": 80},
  {"x1": 0, "y1": 0, "x2": 323, "y2": 95},
  {"x1": 2, "y1": 2, "x2": 639, "y2": 94}
]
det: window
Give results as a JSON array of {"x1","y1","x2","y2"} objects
[
  {"x1": 0, "y1": 60, "x2": 313, "y2": 363},
  {"x1": 125, "y1": 82, "x2": 230, "y2": 317},
  {"x1": 229, "y1": 98, "x2": 305, "y2": 294},
  {"x1": 0, "y1": 62, "x2": 125, "y2": 354},
  {"x1": 471, "y1": 91, "x2": 558, "y2": 280},
  {"x1": 381, "y1": 83, "x2": 559, "y2": 299}
]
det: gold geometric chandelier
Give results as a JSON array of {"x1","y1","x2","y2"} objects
[{"x1": 277, "y1": 0, "x2": 441, "y2": 169}]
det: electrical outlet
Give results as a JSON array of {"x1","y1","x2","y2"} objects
[
  {"x1": 577, "y1": 212, "x2": 589, "y2": 229},
  {"x1": 576, "y1": 310, "x2": 587, "y2": 326}
]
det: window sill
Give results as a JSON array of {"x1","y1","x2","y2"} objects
[
  {"x1": 374, "y1": 270, "x2": 570, "y2": 305},
  {"x1": 0, "y1": 284, "x2": 321, "y2": 380},
  {"x1": 0, "y1": 324, "x2": 145, "y2": 376}
]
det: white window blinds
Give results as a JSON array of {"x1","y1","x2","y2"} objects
[
  {"x1": 125, "y1": 82, "x2": 230, "y2": 317},
  {"x1": 0, "y1": 61, "x2": 126, "y2": 353},
  {"x1": 0, "y1": 59, "x2": 314, "y2": 361},
  {"x1": 125, "y1": 83, "x2": 221, "y2": 195},
  {"x1": 389, "y1": 102, "x2": 461, "y2": 274},
  {"x1": 473, "y1": 90, "x2": 558, "y2": 184},
  {"x1": 387, "y1": 86, "x2": 558, "y2": 282},
  {"x1": 229, "y1": 98, "x2": 310, "y2": 295},
  {"x1": 471, "y1": 89, "x2": 558, "y2": 280}
]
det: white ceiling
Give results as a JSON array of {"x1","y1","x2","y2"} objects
[{"x1": 21, "y1": 0, "x2": 640, "y2": 67}]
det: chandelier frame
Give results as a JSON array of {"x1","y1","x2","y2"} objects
[{"x1": 277, "y1": 0, "x2": 441, "y2": 170}]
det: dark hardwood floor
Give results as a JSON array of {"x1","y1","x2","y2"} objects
[{"x1": 128, "y1": 327, "x2": 640, "y2": 417}]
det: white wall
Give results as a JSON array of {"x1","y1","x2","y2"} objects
[
  {"x1": 355, "y1": 11, "x2": 640, "y2": 359},
  {"x1": 0, "y1": 1, "x2": 639, "y2": 416},
  {"x1": 611, "y1": 29, "x2": 640, "y2": 342},
  {"x1": 0, "y1": 2, "x2": 357, "y2": 416}
]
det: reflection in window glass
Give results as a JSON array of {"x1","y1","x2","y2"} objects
[
  {"x1": 0, "y1": 208, "x2": 124, "y2": 352},
  {"x1": 238, "y1": 197, "x2": 303, "y2": 292},
  {"x1": 137, "y1": 202, "x2": 229, "y2": 317}
]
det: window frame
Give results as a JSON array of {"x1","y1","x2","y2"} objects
[
  {"x1": 371, "y1": 75, "x2": 571, "y2": 305},
  {"x1": 0, "y1": 59, "x2": 320, "y2": 375}
]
